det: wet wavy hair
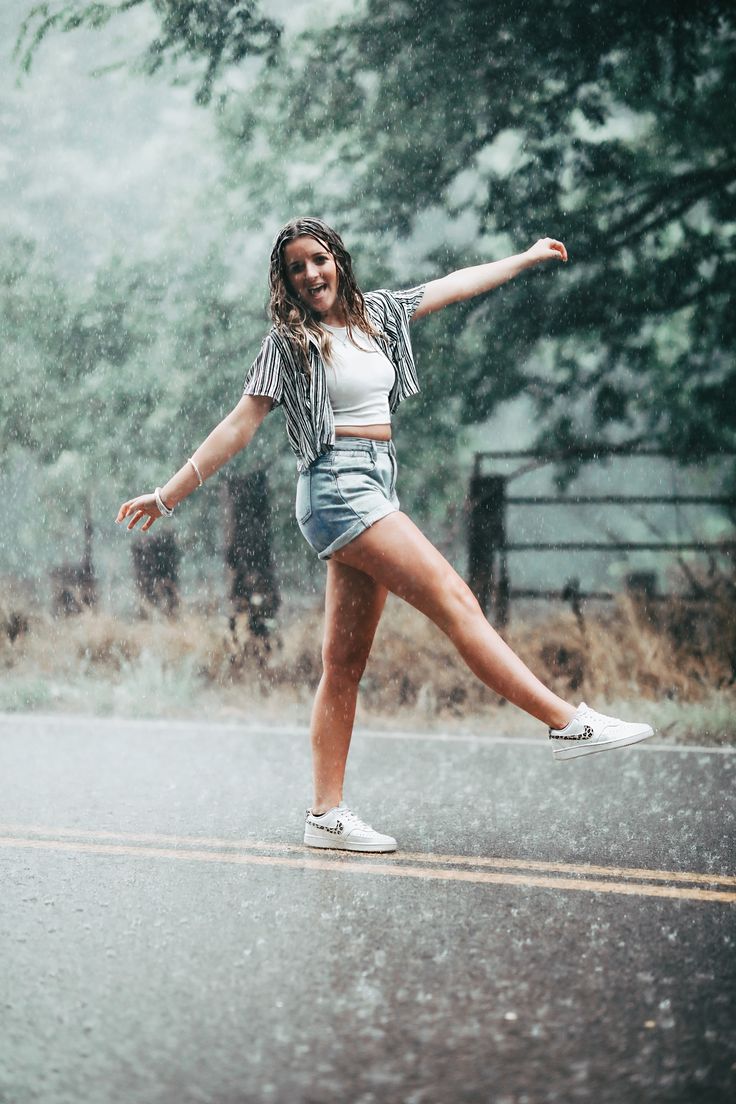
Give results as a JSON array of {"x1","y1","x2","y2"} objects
[{"x1": 268, "y1": 217, "x2": 383, "y2": 370}]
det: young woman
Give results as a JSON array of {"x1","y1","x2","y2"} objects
[{"x1": 116, "y1": 217, "x2": 653, "y2": 853}]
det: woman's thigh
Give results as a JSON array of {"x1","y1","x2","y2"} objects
[
  {"x1": 331, "y1": 511, "x2": 477, "y2": 628},
  {"x1": 322, "y1": 557, "x2": 389, "y2": 671}
]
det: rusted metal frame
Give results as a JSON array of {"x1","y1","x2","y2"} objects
[{"x1": 467, "y1": 448, "x2": 736, "y2": 625}]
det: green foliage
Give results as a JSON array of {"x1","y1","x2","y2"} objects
[
  {"x1": 1, "y1": 235, "x2": 68, "y2": 456},
  {"x1": 0, "y1": 228, "x2": 320, "y2": 587},
  {"x1": 1, "y1": 237, "x2": 163, "y2": 470},
  {"x1": 276, "y1": 0, "x2": 736, "y2": 457},
  {"x1": 16, "y1": 0, "x2": 281, "y2": 104},
  {"x1": 10, "y1": 0, "x2": 736, "y2": 484}
]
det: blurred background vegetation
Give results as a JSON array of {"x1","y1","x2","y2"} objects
[{"x1": 0, "y1": 1, "x2": 734, "y2": 725}]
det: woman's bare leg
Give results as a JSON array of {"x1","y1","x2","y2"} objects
[
  {"x1": 333, "y1": 512, "x2": 575, "y2": 729},
  {"x1": 309, "y1": 558, "x2": 388, "y2": 813}
]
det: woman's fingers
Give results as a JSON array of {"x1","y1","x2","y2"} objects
[
  {"x1": 541, "y1": 237, "x2": 567, "y2": 261},
  {"x1": 117, "y1": 493, "x2": 161, "y2": 530},
  {"x1": 531, "y1": 237, "x2": 567, "y2": 263},
  {"x1": 117, "y1": 498, "x2": 143, "y2": 523},
  {"x1": 552, "y1": 238, "x2": 568, "y2": 261},
  {"x1": 128, "y1": 506, "x2": 155, "y2": 531}
]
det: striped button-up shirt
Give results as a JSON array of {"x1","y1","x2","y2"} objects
[{"x1": 243, "y1": 285, "x2": 426, "y2": 471}]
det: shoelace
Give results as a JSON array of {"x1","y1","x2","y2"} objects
[
  {"x1": 339, "y1": 808, "x2": 374, "y2": 833},
  {"x1": 578, "y1": 704, "x2": 615, "y2": 728}
]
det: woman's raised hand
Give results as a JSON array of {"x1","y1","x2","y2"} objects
[
  {"x1": 525, "y1": 237, "x2": 568, "y2": 264},
  {"x1": 116, "y1": 493, "x2": 164, "y2": 532}
]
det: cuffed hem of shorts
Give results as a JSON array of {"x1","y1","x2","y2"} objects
[{"x1": 316, "y1": 503, "x2": 399, "y2": 561}]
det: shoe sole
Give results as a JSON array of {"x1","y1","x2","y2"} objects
[
  {"x1": 552, "y1": 726, "x2": 654, "y2": 761},
  {"x1": 303, "y1": 832, "x2": 397, "y2": 853}
]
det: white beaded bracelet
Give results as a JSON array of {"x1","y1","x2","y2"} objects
[
  {"x1": 154, "y1": 487, "x2": 174, "y2": 517},
  {"x1": 187, "y1": 456, "x2": 204, "y2": 487}
]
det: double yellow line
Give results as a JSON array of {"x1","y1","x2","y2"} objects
[{"x1": 1, "y1": 825, "x2": 734, "y2": 904}]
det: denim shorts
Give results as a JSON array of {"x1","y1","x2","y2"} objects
[{"x1": 295, "y1": 437, "x2": 400, "y2": 560}]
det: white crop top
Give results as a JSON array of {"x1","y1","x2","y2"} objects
[{"x1": 322, "y1": 324, "x2": 396, "y2": 425}]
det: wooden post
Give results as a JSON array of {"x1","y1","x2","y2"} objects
[
  {"x1": 132, "y1": 532, "x2": 180, "y2": 615},
  {"x1": 50, "y1": 497, "x2": 98, "y2": 616},
  {"x1": 625, "y1": 570, "x2": 658, "y2": 623},
  {"x1": 625, "y1": 571, "x2": 658, "y2": 600},
  {"x1": 224, "y1": 471, "x2": 280, "y2": 641},
  {"x1": 468, "y1": 464, "x2": 509, "y2": 625},
  {"x1": 562, "y1": 577, "x2": 584, "y2": 629}
]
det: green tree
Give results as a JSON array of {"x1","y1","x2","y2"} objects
[
  {"x1": 1, "y1": 237, "x2": 163, "y2": 472},
  {"x1": 279, "y1": 0, "x2": 736, "y2": 459},
  {"x1": 0, "y1": 232, "x2": 318, "y2": 586},
  {"x1": 16, "y1": 0, "x2": 281, "y2": 104},
  {"x1": 15, "y1": 0, "x2": 736, "y2": 462}
]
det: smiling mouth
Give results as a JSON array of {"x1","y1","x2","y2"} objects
[{"x1": 307, "y1": 283, "x2": 328, "y2": 297}]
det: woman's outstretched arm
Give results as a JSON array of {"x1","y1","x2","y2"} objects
[
  {"x1": 116, "y1": 394, "x2": 274, "y2": 531},
  {"x1": 412, "y1": 237, "x2": 567, "y2": 321}
]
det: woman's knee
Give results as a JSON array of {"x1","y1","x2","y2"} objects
[
  {"x1": 436, "y1": 574, "x2": 483, "y2": 631},
  {"x1": 321, "y1": 639, "x2": 371, "y2": 685}
]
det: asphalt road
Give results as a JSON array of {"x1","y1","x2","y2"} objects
[{"x1": 1, "y1": 713, "x2": 734, "y2": 1104}]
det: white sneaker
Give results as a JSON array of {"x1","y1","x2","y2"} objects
[
  {"x1": 304, "y1": 803, "x2": 397, "y2": 852},
  {"x1": 549, "y1": 702, "x2": 654, "y2": 761}
]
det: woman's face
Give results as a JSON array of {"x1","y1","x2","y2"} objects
[{"x1": 283, "y1": 236, "x2": 342, "y2": 320}]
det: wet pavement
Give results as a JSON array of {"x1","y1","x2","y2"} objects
[{"x1": 1, "y1": 714, "x2": 734, "y2": 1104}]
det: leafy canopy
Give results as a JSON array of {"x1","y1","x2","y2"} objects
[
  {"x1": 277, "y1": 0, "x2": 735, "y2": 457},
  {"x1": 16, "y1": 1, "x2": 281, "y2": 103},
  {"x1": 14, "y1": 0, "x2": 736, "y2": 460}
]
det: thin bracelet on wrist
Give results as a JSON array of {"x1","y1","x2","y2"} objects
[{"x1": 187, "y1": 456, "x2": 204, "y2": 487}]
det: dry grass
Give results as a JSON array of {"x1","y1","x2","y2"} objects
[{"x1": 1, "y1": 584, "x2": 734, "y2": 745}]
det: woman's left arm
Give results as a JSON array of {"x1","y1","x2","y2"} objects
[{"x1": 412, "y1": 238, "x2": 567, "y2": 322}]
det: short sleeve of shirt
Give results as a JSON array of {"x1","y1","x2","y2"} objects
[
  {"x1": 387, "y1": 284, "x2": 426, "y2": 323},
  {"x1": 243, "y1": 333, "x2": 284, "y2": 407}
]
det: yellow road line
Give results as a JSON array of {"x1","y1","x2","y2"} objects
[
  {"x1": 1, "y1": 835, "x2": 734, "y2": 904},
  {"x1": 0, "y1": 823, "x2": 733, "y2": 889},
  {"x1": 398, "y1": 850, "x2": 736, "y2": 887}
]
